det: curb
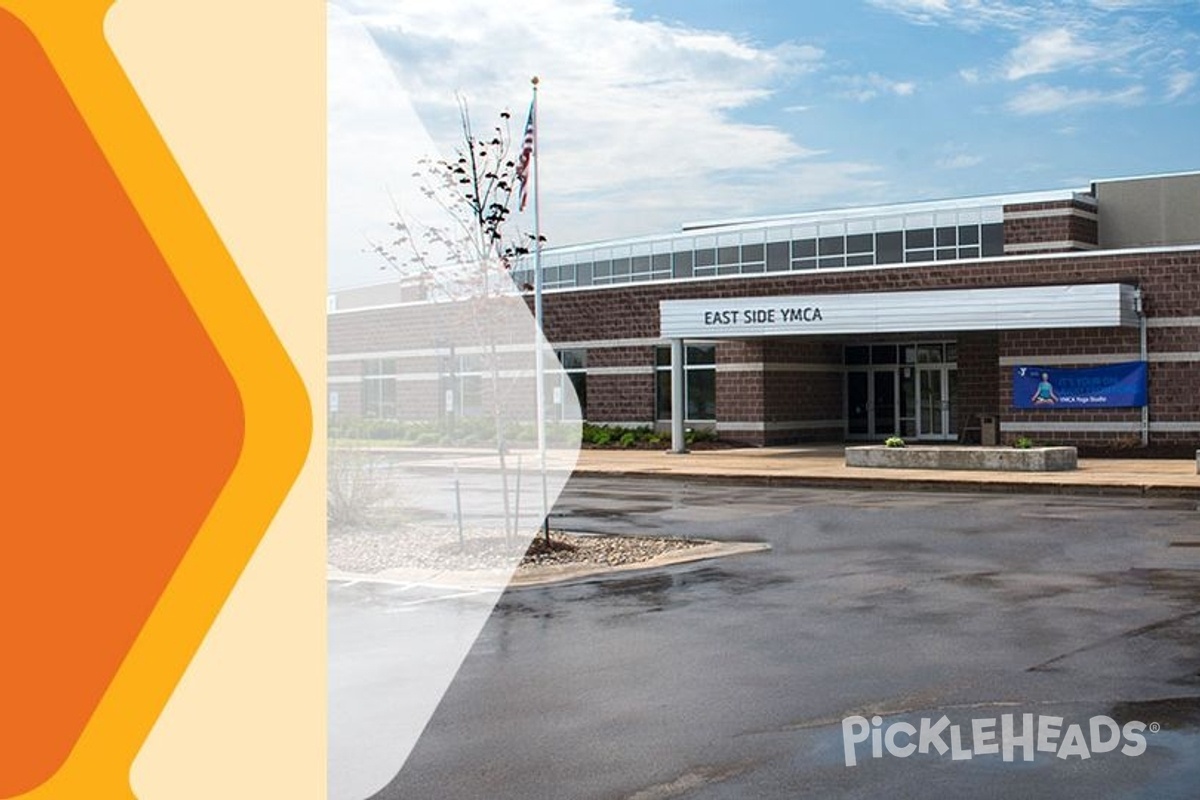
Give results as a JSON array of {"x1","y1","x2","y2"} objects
[
  {"x1": 569, "y1": 469, "x2": 1200, "y2": 500},
  {"x1": 505, "y1": 540, "x2": 770, "y2": 589},
  {"x1": 327, "y1": 540, "x2": 771, "y2": 592}
]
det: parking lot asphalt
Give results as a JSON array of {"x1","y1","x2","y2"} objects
[{"x1": 349, "y1": 476, "x2": 1200, "y2": 800}]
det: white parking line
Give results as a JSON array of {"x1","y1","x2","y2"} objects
[{"x1": 389, "y1": 589, "x2": 493, "y2": 609}]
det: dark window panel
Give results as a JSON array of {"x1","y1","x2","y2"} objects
[
  {"x1": 672, "y1": 251, "x2": 694, "y2": 278},
  {"x1": 593, "y1": 259, "x2": 611, "y2": 277},
  {"x1": 741, "y1": 243, "x2": 764, "y2": 263},
  {"x1": 576, "y1": 262, "x2": 593, "y2": 285},
  {"x1": 741, "y1": 262, "x2": 765, "y2": 273},
  {"x1": 687, "y1": 344, "x2": 716, "y2": 365},
  {"x1": 695, "y1": 249, "x2": 716, "y2": 267},
  {"x1": 958, "y1": 246, "x2": 979, "y2": 259},
  {"x1": 655, "y1": 346, "x2": 670, "y2": 367},
  {"x1": 906, "y1": 228, "x2": 934, "y2": 249},
  {"x1": 845, "y1": 345, "x2": 870, "y2": 365},
  {"x1": 819, "y1": 236, "x2": 845, "y2": 255},
  {"x1": 718, "y1": 245, "x2": 740, "y2": 265},
  {"x1": 846, "y1": 254, "x2": 873, "y2": 267},
  {"x1": 686, "y1": 369, "x2": 716, "y2": 420},
  {"x1": 569, "y1": 372, "x2": 587, "y2": 419},
  {"x1": 936, "y1": 248, "x2": 957, "y2": 260},
  {"x1": 717, "y1": 264, "x2": 740, "y2": 275},
  {"x1": 819, "y1": 256, "x2": 845, "y2": 269},
  {"x1": 655, "y1": 370, "x2": 672, "y2": 419},
  {"x1": 876, "y1": 231, "x2": 903, "y2": 263},
  {"x1": 632, "y1": 255, "x2": 651, "y2": 274},
  {"x1": 905, "y1": 249, "x2": 934, "y2": 262},
  {"x1": 872, "y1": 345, "x2": 898, "y2": 364},
  {"x1": 612, "y1": 257, "x2": 630, "y2": 276},
  {"x1": 652, "y1": 253, "x2": 671, "y2": 274},
  {"x1": 981, "y1": 223, "x2": 1004, "y2": 256},
  {"x1": 846, "y1": 233, "x2": 873, "y2": 254},
  {"x1": 936, "y1": 226, "x2": 957, "y2": 246},
  {"x1": 766, "y1": 241, "x2": 789, "y2": 271},
  {"x1": 792, "y1": 238, "x2": 816, "y2": 258},
  {"x1": 557, "y1": 349, "x2": 586, "y2": 370},
  {"x1": 958, "y1": 225, "x2": 979, "y2": 245},
  {"x1": 792, "y1": 258, "x2": 817, "y2": 271}
]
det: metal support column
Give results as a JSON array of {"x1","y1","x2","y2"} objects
[
  {"x1": 670, "y1": 338, "x2": 687, "y2": 454},
  {"x1": 1137, "y1": 288, "x2": 1149, "y2": 446}
]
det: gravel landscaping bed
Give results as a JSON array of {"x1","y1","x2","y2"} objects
[
  {"x1": 328, "y1": 525, "x2": 706, "y2": 575},
  {"x1": 519, "y1": 531, "x2": 706, "y2": 569}
]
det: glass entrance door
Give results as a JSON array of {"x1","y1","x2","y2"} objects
[
  {"x1": 845, "y1": 368, "x2": 898, "y2": 439},
  {"x1": 844, "y1": 342, "x2": 957, "y2": 441},
  {"x1": 873, "y1": 370, "x2": 897, "y2": 436},
  {"x1": 917, "y1": 366, "x2": 957, "y2": 440},
  {"x1": 918, "y1": 368, "x2": 944, "y2": 437},
  {"x1": 847, "y1": 371, "x2": 869, "y2": 436}
]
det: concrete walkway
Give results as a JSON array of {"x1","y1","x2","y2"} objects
[{"x1": 573, "y1": 445, "x2": 1200, "y2": 498}]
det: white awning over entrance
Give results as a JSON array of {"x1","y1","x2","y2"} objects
[{"x1": 660, "y1": 283, "x2": 1139, "y2": 339}]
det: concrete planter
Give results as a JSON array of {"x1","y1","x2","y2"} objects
[{"x1": 846, "y1": 445, "x2": 1078, "y2": 472}]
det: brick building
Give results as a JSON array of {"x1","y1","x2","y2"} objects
[{"x1": 328, "y1": 171, "x2": 1200, "y2": 451}]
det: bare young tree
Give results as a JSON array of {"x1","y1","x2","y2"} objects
[{"x1": 368, "y1": 95, "x2": 552, "y2": 545}]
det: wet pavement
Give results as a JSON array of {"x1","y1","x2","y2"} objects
[{"x1": 347, "y1": 477, "x2": 1200, "y2": 799}]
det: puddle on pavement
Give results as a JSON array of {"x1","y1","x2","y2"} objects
[{"x1": 1109, "y1": 696, "x2": 1200, "y2": 729}]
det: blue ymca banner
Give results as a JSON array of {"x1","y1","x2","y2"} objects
[{"x1": 1012, "y1": 362, "x2": 1148, "y2": 409}]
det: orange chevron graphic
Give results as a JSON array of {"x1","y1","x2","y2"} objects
[{"x1": 0, "y1": 2, "x2": 312, "y2": 797}]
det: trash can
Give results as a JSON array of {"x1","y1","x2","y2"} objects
[{"x1": 980, "y1": 416, "x2": 998, "y2": 447}]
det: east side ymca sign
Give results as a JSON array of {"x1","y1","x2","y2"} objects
[{"x1": 659, "y1": 284, "x2": 1138, "y2": 339}]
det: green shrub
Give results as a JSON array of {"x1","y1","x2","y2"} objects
[
  {"x1": 1014, "y1": 436, "x2": 1035, "y2": 449},
  {"x1": 884, "y1": 436, "x2": 906, "y2": 448}
]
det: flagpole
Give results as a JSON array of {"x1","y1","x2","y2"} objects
[{"x1": 530, "y1": 76, "x2": 550, "y2": 543}]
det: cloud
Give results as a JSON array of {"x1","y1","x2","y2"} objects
[
  {"x1": 1006, "y1": 82, "x2": 1144, "y2": 114},
  {"x1": 326, "y1": 0, "x2": 883, "y2": 282},
  {"x1": 873, "y1": 0, "x2": 1199, "y2": 104},
  {"x1": 936, "y1": 153, "x2": 984, "y2": 169},
  {"x1": 1166, "y1": 69, "x2": 1197, "y2": 100},
  {"x1": 1005, "y1": 28, "x2": 1100, "y2": 80},
  {"x1": 865, "y1": 0, "x2": 1030, "y2": 31},
  {"x1": 836, "y1": 72, "x2": 917, "y2": 102}
]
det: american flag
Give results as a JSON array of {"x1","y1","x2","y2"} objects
[{"x1": 515, "y1": 101, "x2": 535, "y2": 211}]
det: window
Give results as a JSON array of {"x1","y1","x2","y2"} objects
[
  {"x1": 655, "y1": 344, "x2": 716, "y2": 421},
  {"x1": 766, "y1": 241, "x2": 789, "y2": 271},
  {"x1": 981, "y1": 223, "x2": 1004, "y2": 256},
  {"x1": 672, "y1": 250, "x2": 694, "y2": 279},
  {"x1": 876, "y1": 231, "x2": 903, "y2": 264},
  {"x1": 513, "y1": 204, "x2": 1007, "y2": 289},
  {"x1": 362, "y1": 358, "x2": 397, "y2": 418},
  {"x1": 554, "y1": 349, "x2": 587, "y2": 420},
  {"x1": 457, "y1": 354, "x2": 485, "y2": 417}
]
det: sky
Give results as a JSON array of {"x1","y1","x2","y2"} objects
[{"x1": 328, "y1": 0, "x2": 1200, "y2": 289}]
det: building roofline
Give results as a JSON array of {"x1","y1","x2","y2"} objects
[
  {"x1": 1090, "y1": 169, "x2": 1200, "y2": 186},
  {"x1": 679, "y1": 187, "x2": 1091, "y2": 234}
]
